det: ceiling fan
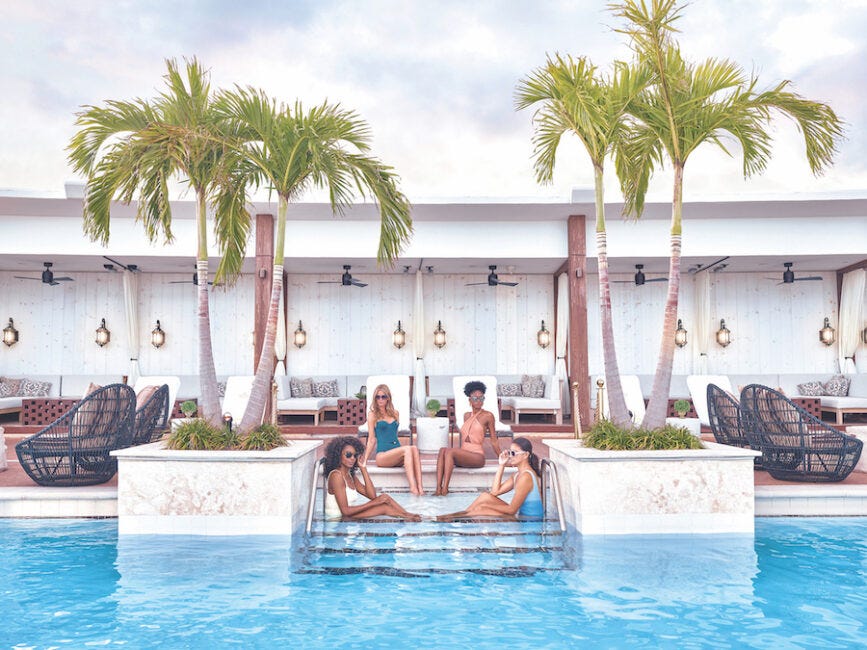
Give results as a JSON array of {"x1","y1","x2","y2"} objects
[
  {"x1": 768, "y1": 262, "x2": 822, "y2": 285},
  {"x1": 102, "y1": 255, "x2": 139, "y2": 273},
  {"x1": 318, "y1": 265, "x2": 367, "y2": 288},
  {"x1": 614, "y1": 264, "x2": 667, "y2": 286},
  {"x1": 465, "y1": 265, "x2": 518, "y2": 287},
  {"x1": 14, "y1": 262, "x2": 74, "y2": 286}
]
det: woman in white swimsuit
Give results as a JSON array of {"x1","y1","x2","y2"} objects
[{"x1": 323, "y1": 436, "x2": 421, "y2": 520}]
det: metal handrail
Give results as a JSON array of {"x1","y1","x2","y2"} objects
[
  {"x1": 540, "y1": 458, "x2": 566, "y2": 533},
  {"x1": 305, "y1": 457, "x2": 326, "y2": 536}
]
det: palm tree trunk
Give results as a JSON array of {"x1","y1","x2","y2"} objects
[
  {"x1": 239, "y1": 195, "x2": 287, "y2": 432},
  {"x1": 594, "y1": 166, "x2": 631, "y2": 427},
  {"x1": 195, "y1": 191, "x2": 221, "y2": 426},
  {"x1": 643, "y1": 163, "x2": 684, "y2": 429}
]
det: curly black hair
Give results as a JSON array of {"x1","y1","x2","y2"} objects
[
  {"x1": 463, "y1": 380, "x2": 487, "y2": 397},
  {"x1": 324, "y1": 436, "x2": 365, "y2": 476}
]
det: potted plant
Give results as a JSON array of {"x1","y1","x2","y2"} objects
[
  {"x1": 354, "y1": 385, "x2": 366, "y2": 401},
  {"x1": 425, "y1": 398, "x2": 441, "y2": 418},
  {"x1": 180, "y1": 400, "x2": 198, "y2": 418},
  {"x1": 673, "y1": 399, "x2": 691, "y2": 418}
]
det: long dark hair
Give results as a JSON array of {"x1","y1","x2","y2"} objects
[
  {"x1": 324, "y1": 436, "x2": 365, "y2": 476},
  {"x1": 513, "y1": 436, "x2": 540, "y2": 477}
]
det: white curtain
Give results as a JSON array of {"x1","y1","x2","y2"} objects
[
  {"x1": 555, "y1": 273, "x2": 569, "y2": 416},
  {"x1": 274, "y1": 284, "x2": 287, "y2": 376},
  {"x1": 122, "y1": 270, "x2": 141, "y2": 384},
  {"x1": 694, "y1": 272, "x2": 710, "y2": 374},
  {"x1": 413, "y1": 270, "x2": 426, "y2": 416},
  {"x1": 839, "y1": 269, "x2": 866, "y2": 374}
]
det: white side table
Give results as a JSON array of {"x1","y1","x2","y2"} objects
[
  {"x1": 666, "y1": 417, "x2": 702, "y2": 438},
  {"x1": 415, "y1": 417, "x2": 449, "y2": 452}
]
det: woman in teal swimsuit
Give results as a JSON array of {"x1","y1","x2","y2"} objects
[
  {"x1": 438, "y1": 437, "x2": 543, "y2": 520},
  {"x1": 362, "y1": 384, "x2": 425, "y2": 495}
]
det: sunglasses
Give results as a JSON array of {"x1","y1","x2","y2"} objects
[
  {"x1": 507, "y1": 449, "x2": 527, "y2": 456},
  {"x1": 375, "y1": 395, "x2": 389, "y2": 400},
  {"x1": 343, "y1": 451, "x2": 358, "y2": 459},
  {"x1": 469, "y1": 396, "x2": 485, "y2": 402}
]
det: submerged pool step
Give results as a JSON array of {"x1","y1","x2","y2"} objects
[{"x1": 306, "y1": 531, "x2": 562, "y2": 553}]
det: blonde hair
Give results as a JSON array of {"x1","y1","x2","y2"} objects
[{"x1": 369, "y1": 383, "x2": 398, "y2": 422}]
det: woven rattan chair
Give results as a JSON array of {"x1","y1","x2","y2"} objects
[
  {"x1": 739, "y1": 384, "x2": 862, "y2": 482},
  {"x1": 15, "y1": 383, "x2": 136, "y2": 487},
  {"x1": 132, "y1": 383, "x2": 170, "y2": 445},
  {"x1": 706, "y1": 384, "x2": 761, "y2": 468}
]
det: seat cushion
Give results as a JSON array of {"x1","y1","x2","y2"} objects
[
  {"x1": 820, "y1": 396, "x2": 867, "y2": 409},
  {"x1": 503, "y1": 397, "x2": 561, "y2": 410},
  {"x1": 276, "y1": 397, "x2": 328, "y2": 411}
]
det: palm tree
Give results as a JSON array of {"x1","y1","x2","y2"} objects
[
  {"x1": 612, "y1": 0, "x2": 843, "y2": 428},
  {"x1": 67, "y1": 58, "x2": 251, "y2": 426},
  {"x1": 216, "y1": 89, "x2": 413, "y2": 432},
  {"x1": 515, "y1": 54, "x2": 650, "y2": 427}
]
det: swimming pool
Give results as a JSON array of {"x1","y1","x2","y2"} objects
[{"x1": 3, "y1": 513, "x2": 867, "y2": 648}]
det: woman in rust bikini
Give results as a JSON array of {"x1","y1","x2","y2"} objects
[{"x1": 433, "y1": 380, "x2": 502, "y2": 496}]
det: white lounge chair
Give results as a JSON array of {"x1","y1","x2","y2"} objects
[
  {"x1": 592, "y1": 374, "x2": 646, "y2": 424},
  {"x1": 499, "y1": 374, "x2": 563, "y2": 424},
  {"x1": 133, "y1": 375, "x2": 181, "y2": 413},
  {"x1": 687, "y1": 374, "x2": 733, "y2": 427},
  {"x1": 221, "y1": 376, "x2": 256, "y2": 424},
  {"x1": 452, "y1": 376, "x2": 513, "y2": 437},
  {"x1": 358, "y1": 375, "x2": 412, "y2": 441}
]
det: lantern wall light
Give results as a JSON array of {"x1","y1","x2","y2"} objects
[
  {"x1": 819, "y1": 317, "x2": 836, "y2": 346},
  {"x1": 433, "y1": 320, "x2": 447, "y2": 349},
  {"x1": 674, "y1": 319, "x2": 688, "y2": 348},
  {"x1": 151, "y1": 320, "x2": 166, "y2": 348},
  {"x1": 95, "y1": 318, "x2": 111, "y2": 347},
  {"x1": 3, "y1": 318, "x2": 19, "y2": 347},
  {"x1": 392, "y1": 320, "x2": 406, "y2": 349},
  {"x1": 293, "y1": 320, "x2": 307, "y2": 348},
  {"x1": 537, "y1": 320, "x2": 551, "y2": 349},
  {"x1": 715, "y1": 319, "x2": 731, "y2": 348}
]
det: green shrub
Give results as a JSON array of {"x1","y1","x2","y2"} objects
[
  {"x1": 425, "y1": 398, "x2": 441, "y2": 416},
  {"x1": 166, "y1": 418, "x2": 229, "y2": 450},
  {"x1": 241, "y1": 423, "x2": 288, "y2": 451},
  {"x1": 179, "y1": 400, "x2": 198, "y2": 417},
  {"x1": 673, "y1": 399, "x2": 691, "y2": 417},
  {"x1": 584, "y1": 419, "x2": 702, "y2": 451}
]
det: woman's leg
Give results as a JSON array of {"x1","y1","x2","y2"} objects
[
  {"x1": 410, "y1": 446, "x2": 424, "y2": 495},
  {"x1": 350, "y1": 494, "x2": 420, "y2": 521},
  {"x1": 441, "y1": 449, "x2": 485, "y2": 496},
  {"x1": 375, "y1": 447, "x2": 417, "y2": 494},
  {"x1": 434, "y1": 447, "x2": 447, "y2": 495}
]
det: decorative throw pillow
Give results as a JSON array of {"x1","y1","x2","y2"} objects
[
  {"x1": 797, "y1": 381, "x2": 824, "y2": 397},
  {"x1": 290, "y1": 376, "x2": 313, "y2": 398},
  {"x1": 136, "y1": 385, "x2": 158, "y2": 411},
  {"x1": 17, "y1": 378, "x2": 52, "y2": 397},
  {"x1": 85, "y1": 382, "x2": 102, "y2": 397},
  {"x1": 521, "y1": 374, "x2": 545, "y2": 398},
  {"x1": 0, "y1": 379, "x2": 20, "y2": 397},
  {"x1": 312, "y1": 379, "x2": 340, "y2": 398},
  {"x1": 497, "y1": 383, "x2": 522, "y2": 397},
  {"x1": 823, "y1": 375, "x2": 851, "y2": 397}
]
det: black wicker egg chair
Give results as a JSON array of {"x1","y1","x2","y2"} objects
[
  {"x1": 132, "y1": 383, "x2": 170, "y2": 445},
  {"x1": 739, "y1": 384, "x2": 862, "y2": 482},
  {"x1": 15, "y1": 383, "x2": 136, "y2": 487},
  {"x1": 706, "y1": 383, "x2": 761, "y2": 468}
]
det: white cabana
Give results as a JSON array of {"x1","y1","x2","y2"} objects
[
  {"x1": 274, "y1": 288, "x2": 287, "y2": 377},
  {"x1": 838, "y1": 269, "x2": 866, "y2": 373},
  {"x1": 123, "y1": 270, "x2": 141, "y2": 383},
  {"x1": 412, "y1": 270, "x2": 426, "y2": 416},
  {"x1": 555, "y1": 272, "x2": 569, "y2": 416}
]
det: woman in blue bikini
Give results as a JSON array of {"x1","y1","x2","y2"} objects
[
  {"x1": 363, "y1": 384, "x2": 425, "y2": 495},
  {"x1": 438, "y1": 436, "x2": 543, "y2": 520}
]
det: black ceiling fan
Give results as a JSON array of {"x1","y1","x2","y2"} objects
[
  {"x1": 318, "y1": 265, "x2": 367, "y2": 288},
  {"x1": 767, "y1": 262, "x2": 822, "y2": 285},
  {"x1": 102, "y1": 255, "x2": 139, "y2": 273},
  {"x1": 14, "y1": 262, "x2": 74, "y2": 286},
  {"x1": 465, "y1": 265, "x2": 518, "y2": 287},
  {"x1": 614, "y1": 264, "x2": 667, "y2": 286}
]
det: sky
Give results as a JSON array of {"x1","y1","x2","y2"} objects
[{"x1": 2, "y1": 0, "x2": 867, "y2": 204}]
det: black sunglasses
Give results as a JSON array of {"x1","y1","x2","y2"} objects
[
  {"x1": 343, "y1": 451, "x2": 358, "y2": 459},
  {"x1": 375, "y1": 394, "x2": 389, "y2": 400}
]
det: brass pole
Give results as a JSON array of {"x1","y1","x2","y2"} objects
[
  {"x1": 595, "y1": 378, "x2": 606, "y2": 423},
  {"x1": 571, "y1": 381, "x2": 582, "y2": 439}
]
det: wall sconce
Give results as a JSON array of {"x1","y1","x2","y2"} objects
[
  {"x1": 95, "y1": 318, "x2": 111, "y2": 347},
  {"x1": 293, "y1": 320, "x2": 307, "y2": 348},
  {"x1": 392, "y1": 320, "x2": 406, "y2": 349},
  {"x1": 715, "y1": 319, "x2": 731, "y2": 347},
  {"x1": 537, "y1": 320, "x2": 551, "y2": 349},
  {"x1": 819, "y1": 317, "x2": 836, "y2": 346},
  {"x1": 3, "y1": 318, "x2": 19, "y2": 347},
  {"x1": 151, "y1": 320, "x2": 166, "y2": 348},
  {"x1": 674, "y1": 319, "x2": 688, "y2": 348},
  {"x1": 433, "y1": 320, "x2": 447, "y2": 349}
]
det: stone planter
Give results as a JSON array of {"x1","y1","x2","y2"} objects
[
  {"x1": 544, "y1": 439, "x2": 759, "y2": 535},
  {"x1": 112, "y1": 440, "x2": 321, "y2": 536}
]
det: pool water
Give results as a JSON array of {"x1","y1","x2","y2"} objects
[{"x1": 2, "y1": 505, "x2": 867, "y2": 648}]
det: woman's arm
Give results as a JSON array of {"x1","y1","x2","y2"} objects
[
  {"x1": 354, "y1": 460, "x2": 378, "y2": 500},
  {"x1": 488, "y1": 454, "x2": 515, "y2": 496},
  {"x1": 363, "y1": 415, "x2": 377, "y2": 463},
  {"x1": 482, "y1": 411, "x2": 502, "y2": 455}
]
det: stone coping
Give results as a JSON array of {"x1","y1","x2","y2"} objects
[
  {"x1": 544, "y1": 438, "x2": 761, "y2": 462},
  {"x1": 111, "y1": 439, "x2": 321, "y2": 462}
]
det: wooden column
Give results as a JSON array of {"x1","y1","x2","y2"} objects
[
  {"x1": 567, "y1": 214, "x2": 590, "y2": 429},
  {"x1": 254, "y1": 213, "x2": 275, "y2": 421}
]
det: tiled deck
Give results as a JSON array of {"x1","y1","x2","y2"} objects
[{"x1": 3, "y1": 432, "x2": 867, "y2": 519}]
